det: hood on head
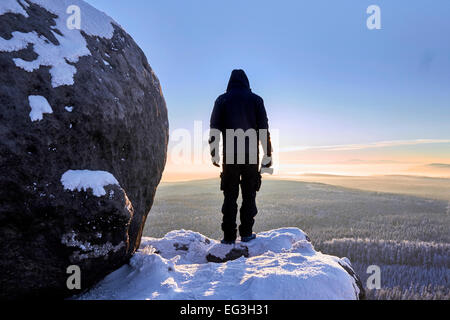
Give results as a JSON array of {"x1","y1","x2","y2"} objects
[{"x1": 227, "y1": 69, "x2": 250, "y2": 92}]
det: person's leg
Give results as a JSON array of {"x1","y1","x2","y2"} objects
[
  {"x1": 239, "y1": 164, "x2": 260, "y2": 238},
  {"x1": 221, "y1": 164, "x2": 240, "y2": 242}
]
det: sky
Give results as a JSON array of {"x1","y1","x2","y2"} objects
[{"x1": 86, "y1": 0, "x2": 450, "y2": 180}]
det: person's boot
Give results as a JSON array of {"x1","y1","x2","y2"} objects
[
  {"x1": 220, "y1": 239, "x2": 235, "y2": 245},
  {"x1": 241, "y1": 233, "x2": 256, "y2": 242}
]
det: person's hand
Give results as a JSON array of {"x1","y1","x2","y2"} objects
[
  {"x1": 212, "y1": 158, "x2": 220, "y2": 167},
  {"x1": 261, "y1": 155, "x2": 272, "y2": 168}
]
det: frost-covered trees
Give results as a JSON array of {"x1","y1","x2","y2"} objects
[{"x1": 314, "y1": 238, "x2": 449, "y2": 300}]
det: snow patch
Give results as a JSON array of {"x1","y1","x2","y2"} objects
[
  {"x1": 0, "y1": 0, "x2": 117, "y2": 87},
  {"x1": 61, "y1": 169, "x2": 120, "y2": 197},
  {"x1": 78, "y1": 228, "x2": 360, "y2": 300},
  {"x1": 0, "y1": 31, "x2": 33, "y2": 52},
  {"x1": 0, "y1": 0, "x2": 29, "y2": 17},
  {"x1": 65, "y1": 106, "x2": 73, "y2": 112},
  {"x1": 31, "y1": 0, "x2": 116, "y2": 38},
  {"x1": 28, "y1": 95, "x2": 53, "y2": 121}
]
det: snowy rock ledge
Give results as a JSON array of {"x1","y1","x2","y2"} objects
[{"x1": 78, "y1": 228, "x2": 365, "y2": 300}]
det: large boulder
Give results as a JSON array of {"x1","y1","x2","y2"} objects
[{"x1": 0, "y1": 0, "x2": 168, "y2": 299}]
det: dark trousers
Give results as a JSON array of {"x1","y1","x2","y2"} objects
[{"x1": 220, "y1": 164, "x2": 261, "y2": 241}]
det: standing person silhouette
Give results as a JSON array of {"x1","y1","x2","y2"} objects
[{"x1": 209, "y1": 69, "x2": 272, "y2": 244}]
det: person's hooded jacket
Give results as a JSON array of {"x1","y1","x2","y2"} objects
[{"x1": 210, "y1": 69, "x2": 271, "y2": 165}]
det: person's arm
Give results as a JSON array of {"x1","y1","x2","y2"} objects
[
  {"x1": 209, "y1": 97, "x2": 223, "y2": 167},
  {"x1": 256, "y1": 97, "x2": 273, "y2": 168}
]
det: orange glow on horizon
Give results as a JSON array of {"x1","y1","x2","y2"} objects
[{"x1": 161, "y1": 149, "x2": 450, "y2": 182}]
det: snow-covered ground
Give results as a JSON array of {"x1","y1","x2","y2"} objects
[{"x1": 78, "y1": 228, "x2": 361, "y2": 300}]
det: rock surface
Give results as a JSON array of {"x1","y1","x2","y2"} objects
[
  {"x1": 79, "y1": 228, "x2": 366, "y2": 300},
  {"x1": 0, "y1": 0, "x2": 168, "y2": 299},
  {"x1": 206, "y1": 243, "x2": 249, "y2": 263}
]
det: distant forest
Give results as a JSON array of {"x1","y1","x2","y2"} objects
[{"x1": 315, "y1": 238, "x2": 449, "y2": 300}]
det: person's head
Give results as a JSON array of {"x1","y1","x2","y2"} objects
[{"x1": 227, "y1": 69, "x2": 250, "y2": 92}]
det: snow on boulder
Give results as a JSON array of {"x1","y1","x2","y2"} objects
[
  {"x1": 28, "y1": 95, "x2": 53, "y2": 121},
  {"x1": 0, "y1": 0, "x2": 29, "y2": 17},
  {"x1": 61, "y1": 170, "x2": 120, "y2": 197},
  {"x1": 78, "y1": 228, "x2": 365, "y2": 300},
  {"x1": 0, "y1": 0, "x2": 115, "y2": 87},
  {"x1": 0, "y1": 0, "x2": 168, "y2": 299}
]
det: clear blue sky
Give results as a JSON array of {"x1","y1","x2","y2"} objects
[{"x1": 86, "y1": 0, "x2": 450, "y2": 149}]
